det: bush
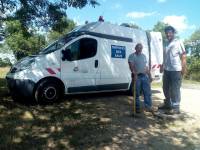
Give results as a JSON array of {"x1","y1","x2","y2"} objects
[
  {"x1": 0, "y1": 58, "x2": 11, "y2": 67},
  {"x1": 188, "y1": 73, "x2": 200, "y2": 81},
  {"x1": 185, "y1": 57, "x2": 200, "y2": 81}
]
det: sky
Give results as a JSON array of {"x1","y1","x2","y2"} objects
[{"x1": 66, "y1": 0, "x2": 200, "y2": 40}]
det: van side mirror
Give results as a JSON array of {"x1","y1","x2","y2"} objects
[{"x1": 62, "y1": 49, "x2": 71, "y2": 61}]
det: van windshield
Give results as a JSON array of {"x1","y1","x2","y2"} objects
[{"x1": 39, "y1": 32, "x2": 78, "y2": 54}]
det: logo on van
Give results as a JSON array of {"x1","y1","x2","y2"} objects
[{"x1": 111, "y1": 45, "x2": 126, "y2": 59}]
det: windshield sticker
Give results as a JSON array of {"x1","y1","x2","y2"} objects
[{"x1": 111, "y1": 45, "x2": 126, "y2": 58}]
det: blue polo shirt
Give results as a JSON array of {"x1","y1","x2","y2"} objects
[{"x1": 128, "y1": 53, "x2": 147, "y2": 74}]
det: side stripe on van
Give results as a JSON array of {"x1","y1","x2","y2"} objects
[
  {"x1": 152, "y1": 64, "x2": 161, "y2": 69},
  {"x1": 46, "y1": 68, "x2": 56, "y2": 74},
  {"x1": 46, "y1": 68, "x2": 61, "y2": 75}
]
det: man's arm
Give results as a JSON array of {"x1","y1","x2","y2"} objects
[
  {"x1": 144, "y1": 55, "x2": 153, "y2": 82},
  {"x1": 179, "y1": 40, "x2": 187, "y2": 75},
  {"x1": 181, "y1": 53, "x2": 187, "y2": 75},
  {"x1": 145, "y1": 66, "x2": 153, "y2": 82},
  {"x1": 128, "y1": 62, "x2": 137, "y2": 81}
]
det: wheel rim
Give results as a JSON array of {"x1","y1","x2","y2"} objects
[{"x1": 43, "y1": 86, "x2": 57, "y2": 101}]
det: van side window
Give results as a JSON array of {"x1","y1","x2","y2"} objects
[{"x1": 66, "y1": 38, "x2": 97, "y2": 61}]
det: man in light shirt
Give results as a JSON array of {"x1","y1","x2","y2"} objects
[
  {"x1": 159, "y1": 26, "x2": 187, "y2": 114},
  {"x1": 128, "y1": 43, "x2": 153, "y2": 113}
]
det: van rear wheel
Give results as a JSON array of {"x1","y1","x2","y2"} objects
[{"x1": 35, "y1": 80, "x2": 62, "y2": 104}]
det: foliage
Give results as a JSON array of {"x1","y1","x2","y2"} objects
[
  {"x1": 1, "y1": 0, "x2": 95, "y2": 60},
  {"x1": 5, "y1": 20, "x2": 46, "y2": 60},
  {"x1": 0, "y1": 0, "x2": 99, "y2": 30},
  {"x1": 189, "y1": 28, "x2": 200, "y2": 41},
  {"x1": 48, "y1": 17, "x2": 76, "y2": 43},
  {"x1": 0, "y1": 58, "x2": 12, "y2": 67},
  {"x1": 0, "y1": 42, "x2": 11, "y2": 53},
  {"x1": 152, "y1": 21, "x2": 169, "y2": 43},
  {"x1": 185, "y1": 56, "x2": 200, "y2": 81},
  {"x1": 4, "y1": 17, "x2": 76, "y2": 60},
  {"x1": 184, "y1": 28, "x2": 200, "y2": 81},
  {"x1": 191, "y1": 43, "x2": 200, "y2": 58},
  {"x1": 185, "y1": 28, "x2": 200, "y2": 58}
]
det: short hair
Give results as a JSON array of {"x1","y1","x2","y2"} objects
[
  {"x1": 164, "y1": 26, "x2": 176, "y2": 33},
  {"x1": 135, "y1": 43, "x2": 143, "y2": 49}
]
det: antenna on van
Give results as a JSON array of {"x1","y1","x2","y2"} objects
[
  {"x1": 98, "y1": 16, "x2": 104, "y2": 22},
  {"x1": 99, "y1": 7, "x2": 105, "y2": 22}
]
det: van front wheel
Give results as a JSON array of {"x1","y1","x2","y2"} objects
[{"x1": 35, "y1": 80, "x2": 61, "y2": 104}]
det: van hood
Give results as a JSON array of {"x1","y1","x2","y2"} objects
[{"x1": 10, "y1": 55, "x2": 40, "y2": 73}]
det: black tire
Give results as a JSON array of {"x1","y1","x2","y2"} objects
[{"x1": 34, "y1": 80, "x2": 62, "y2": 104}]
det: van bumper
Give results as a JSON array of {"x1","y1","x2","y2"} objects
[{"x1": 6, "y1": 76, "x2": 36, "y2": 98}]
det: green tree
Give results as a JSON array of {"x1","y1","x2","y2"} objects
[
  {"x1": 5, "y1": 20, "x2": 46, "y2": 60},
  {"x1": 1, "y1": 0, "x2": 99, "y2": 30},
  {"x1": 48, "y1": 17, "x2": 76, "y2": 42},
  {"x1": 0, "y1": 58, "x2": 12, "y2": 67},
  {"x1": 189, "y1": 29, "x2": 200, "y2": 41},
  {"x1": 1, "y1": 0, "x2": 98, "y2": 59},
  {"x1": 185, "y1": 28, "x2": 200, "y2": 58},
  {"x1": 184, "y1": 29, "x2": 200, "y2": 81},
  {"x1": 152, "y1": 21, "x2": 168, "y2": 43}
]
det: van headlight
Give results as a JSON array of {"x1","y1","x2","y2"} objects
[{"x1": 10, "y1": 58, "x2": 35, "y2": 73}]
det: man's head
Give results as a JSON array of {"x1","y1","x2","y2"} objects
[
  {"x1": 135, "y1": 43, "x2": 143, "y2": 54},
  {"x1": 165, "y1": 26, "x2": 176, "y2": 42}
]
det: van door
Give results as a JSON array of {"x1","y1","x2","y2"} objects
[
  {"x1": 149, "y1": 32, "x2": 163, "y2": 82},
  {"x1": 96, "y1": 38, "x2": 131, "y2": 91},
  {"x1": 61, "y1": 36, "x2": 100, "y2": 93}
]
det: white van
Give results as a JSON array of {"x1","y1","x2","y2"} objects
[{"x1": 6, "y1": 22, "x2": 163, "y2": 103}]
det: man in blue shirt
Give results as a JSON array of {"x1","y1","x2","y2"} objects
[{"x1": 128, "y1": 43, "x2": 153, "y2": 113}]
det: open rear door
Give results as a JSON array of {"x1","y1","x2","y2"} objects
[{"x1": 149, "y1": 32, "x2": 163, "y2": 82}]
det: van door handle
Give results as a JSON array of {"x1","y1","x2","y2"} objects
[
  {"x1": 95, "y1": 60, "x2": 98, "y2": 68},
  {"x1": 73, "y1": 66, "x2": 79, "y2": 72}
]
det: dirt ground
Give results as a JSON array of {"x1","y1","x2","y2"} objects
[{"x1": 0, "y1": 81, "x2": 200, "y2": 149}]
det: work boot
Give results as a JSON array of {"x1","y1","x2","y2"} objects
[
  {"x1": 158, "y1": 103, "x2": 171, "y2": 110},
  {"x1": 144, "y1": 106, "x2": 156, "y2": 114},
  {"x1": 165, "y1": 108, "x2": 180, "y2": 115}
]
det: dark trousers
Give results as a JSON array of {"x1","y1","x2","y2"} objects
[{"x1": 163, "y1": 70, "x2": 182, "y2": 109}]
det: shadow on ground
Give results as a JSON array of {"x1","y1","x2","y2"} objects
[{"x1": 0, "y1": 77, "x2": 199, "y2": 150}]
